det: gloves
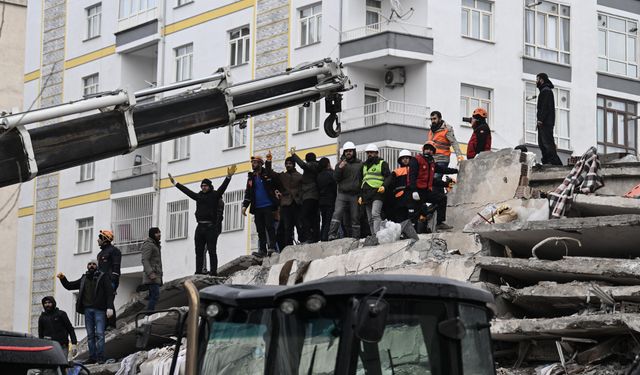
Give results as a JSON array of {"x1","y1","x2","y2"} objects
[
  {"x1": 241, "y1": 206, "x2": 248, "y2": 216},
  {"x1": 266, "y1": 151, "x2": 273, "y2": 161},
  {"x1": 106, "y1": 309, "x2": 114, "y2": 318},
  {"x1": 457, "y1": 155, "x2": 465, "y2": 162},
  {"x1": 357, "y1": 197, "x2": 363, "y2": 205},
  {"x1": 377, "y1": 186, "x2": 385, "y2": 194},
  {"x1": 412, "y1": 192, "x2": 420, "y2": 201},
  {"x1": 227, "y1": 164, "x2": 237, "y2": 176}
]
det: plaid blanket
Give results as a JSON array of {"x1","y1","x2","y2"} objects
[{"x1": 548, "y1": 147, "x2": 604, "y2": 218}]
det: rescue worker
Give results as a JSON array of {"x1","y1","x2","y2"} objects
[
  {"x1": 266, "y1": 151, "x2": 304, "y2": 246},
  {"x1": 140, "y1": 227, "x2": 162, "y2": 311},
  {"x1": 96, "y1": 230, "x2": 120, "y2": 329},
  {"x1": 466, "y1": 107, "x2": 492, "y2": 159},
  {"x1": 169, "y1": 164, "x2": 237, "y2": 276},
  {"x1": 317, "y1": 157, "x2": 337, "y2": 242},
  {"x1": 410, "y1": 142, "x2": 458, "y2": 231},
  {"x1": 536, "y1": 73, "x2": 563, "y2": 165},
  {"x1": 427, "y1": 110, "x2": 465, "y2": 172},
  {"x1": 390, "y1": 150, "x2": 420, "y2": 240},
  {"x1": 38, "y1": 296, "x2": 77, "y2": 359},
  {"x1": 242, "y1": 155, "x2": 282, "y2": 257},
  {"x1": 328, "y1": 141, "x2": 362, "y2": 240},
  {"x1": 290, "y1": 147, "x2": 322, "y2": 243},
  {"x1": 359, "y1": 144, "x2": 392, "y2": 235}
]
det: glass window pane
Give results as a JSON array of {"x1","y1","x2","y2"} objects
[
  {"x1": 628, "y1": 37, "x2": 636, "y2": 63},
  {"x1": 462, "y1": 9, "x2": 469, "y2": 36},
  {"x1": 305, "y1": 105, "x2": 312, "y2": 130},
  {"x1": 536, "y1": 13, "x2": 546, "y2": 45},
  {"x1": 245, "y1": 38, "x2": 250, "y2": 63},
  {"x1": 610, "y1": 60, "x2": 626, "y2": 75},
  {"x1": 460, "y1": 98, "x2": 467, "y2": 118},
  {"x1": 525, "y1": 10, "x2": 534, "y2": 44},
  {"x1": 560, "y1": 5, "x2": 570, "y2": 17},
  {"x1": 462, "y1": 0, "x2": 474, "y2": 7},
  {"x1": 230, "y1": 43, "x2": 236, "y2": 66},
  {"x1": 548, "y1": 16, "x2": 558, "y2": 49},
  {"x1": 558, "y1": 90, "x2": 569, "y2": 109},
  {"x1": 470, "y1": 98, "x2": 479, "y2": 109},
  {"x1": 237, "y1": 42, "x2": 243, "y2": 65},
  {"x1": 526, "y1": 45, "x2": 535, "y2": 56},
  {"x1": 618, "y1": 114, "x2": 625, "y2": 144},
  {"x1": 472, "y1": 11, "x2": 480, "y2": 38},
  {"x1": 317, "y1": 15, "x2": 322, "y2": 41},
  {"x1": 629, "y1": 118, "x2": 636, "y2": 148},
  {"x1": 607, "y1": 111, "x2": 614, "y2": 142},
  {"x1": 598, "y1": 13, "x2": 607, "y2": 28},
  {"x1": 477, "y1": 87, "x2": 491, "y2": 99},
  {"x1": 477, "y1": 0, "x2": 491, "y2": 12},
  {"x1": 597, "y1": 108, "x2": 604, "y2": 142},
  {"x1": 300, "y1": 7, "x2": 310, "y2": 17},
  {"x1": 298, "y1": 107, "x2": 304, "y2": 131},
  {"x1": 597, "y1": 97, "x2": 605, "y2": 106},
  {"x1": 598, "y1": 30, "x2": 607, "y2": 56},
  {"x1": 558, "y1": 139, "x2": 570, "y2": 150},
  {"x1": 608, "y1": 99, "x2": 625, "y2": 111},
  {"x1": 557, "y1": 111, "x2": 569, "y2": 137},
  {"x1": 610, "y1": 32, "x2": 626, "y2": 60},
  {"x1": 560, "y1": 18, "x2": 570, "y2": 51},
  {"x1": 242, "y1": 27, "x2": 249, "y2": 36},
  {"x1": 231, "y1": 30, "x2": 240, "y2": 39},
  {"x1": 301, "y1": 20, "x2": 308, "y2": 45},
  {"x1": 461, "y1": 84, "x2": 474, "y2": 97},
  {"x1": 482, "y1": 14, "x2": 491, "y2": 40},
  {"x1": 539, "y1": 1, "x2": 556, "y2": 14},
  {"x1": 309, "y1": 17, "x2": 316, "y2": 43},
  {"x1": 598, "y1": 58, "x2": 608, "y2": 71},
  {"x1": 609, "y1": 17, "x2": 626, "y2": 32},
  {"x1": 627, "y1": 64, "x2": 637, "y2": 77}
]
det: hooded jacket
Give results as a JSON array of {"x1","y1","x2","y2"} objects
[
  {"x1": 176, "y1": 176, "x2": 231, "y2": 223},
  {"x1": 60, "y1": 270, "x2": 115, "y2": 314},
  {"x1": 334, "y1": 156, "x2": 362, "y2": 195},
  {"x1": 317, "y1": 168, "x2": 337, "y2": 207},
  {"x1": 98, "y1": 242, "x2": 121, "y2": 289},
  {"x1": 141, "y1": 237, "x2": 163, "y2": 285},
  {"x1": 292, "y1": 154, "x2": 322, "y2": 201},
  {"x1": 537, "y1": 79, "x2": 556, "y2": 128},
  {"x1": 38, "y1": 296, "x2": 77, "y2": 346},
  {"x1": 243, "y1": 168, "x2": 282, "y2": 214},
  {"x1": 266, "y1": 160, "x2": 303, "y2": 206}
]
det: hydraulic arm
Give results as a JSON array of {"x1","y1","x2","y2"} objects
[{"x1": 0, "y1": 58, "x2": 350, "y2": 187}]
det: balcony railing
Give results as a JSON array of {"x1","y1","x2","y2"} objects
[
  {"x1": 112, "y1": 162, "x2": 157, "y2": 181},
  {"x1": 341, "y1": 21, "x2": 432, "y2": 43},
  {"x1": 112, "y1": 192, "x2": 155, "y2": 254},
  {"x1": 117, "y1": 6, "x2": 158, "y2": 32},
  {"x1": 340, "y1": 100, "x2": 429, "y2": 131}
]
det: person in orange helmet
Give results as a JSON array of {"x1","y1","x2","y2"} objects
[{"x1": 466, "y1": 107, "x2": 492, "y2": 159}]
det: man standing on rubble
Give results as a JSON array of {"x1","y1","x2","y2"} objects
[
  {"x1": 536, "y1": 73, "x2": 563, "y2": 166},
  {"x1": 317, "y1": 157, "x2": 337, "y2": 242},
  {"x1": 96, "y1": 230, "x2": 120, "y2": 329},
  {"x1": 290, "y1": 148, "x2": 322, "y2": 243},
  {"x1": 57, "y1": 260, "x2": 114, "y2": 364},
  {"x1": 141, "y1": 227, "x2": 162, "y2": 311},
  {"x1": 266, "y1": 151, "x2": 304, "y2": 247},
  {"x1": 359, "y1": 144, "x2": 392, "y2": 236},
  {"x1": 38, "y1": 296, "x2": 77, "y2": 359},
  {"x1": 410, "y1": 142, "x2": 458, "y2": 232},
  {"x1": 169, "y1": 164, "x2": 237, "y2": 275},
  {"x1": 390, "y1": 150, "x2": 420, "y2": 240},
  {"x1": 427, "y1": 111, "x2": 464, "y2": 181},
  {"x1": 328, "y1": 141, "x2": 362, "y2": 240}
]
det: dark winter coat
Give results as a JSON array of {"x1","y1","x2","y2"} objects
[
  {"x1": 317, "y1": 169, "x2": 337, "y2": 207},
  {"x1": 176, "y1": 177, "x2": 230, "y2": 223},
  {"x1": 60, "y1": 270, "x2": 115, "y2": 314},
  {"x1": 98, "y1": 243, "x2": 121, "y2": 289},
  {"x1": 242, "y1": 168, "x2": 282, "y2": 214},
  {"x1": 334, "y1": 157, "x2": 362, "y2": 195},
  {"x1": 266, "y1": 160, "x2": 303, "y2": 206},
  {"x1": 360, "y1": 157, "x2": 392, "y2": 203},
  {"x1": 292, "y1": 154, "x2": 322, "y2": 201},
  {"x1": 467, "y1": 121, "x2": 492, "y2": 159},
  {"x1": 537, "y1": 80, "x2": 556, "y2": 129},
  {"x1": 409, "y1": 154, "x2": 459, "y2": 191},
  {"x1": 141, "y1": 237, "x2": 163, "y2": 285},
  {"x1": 38, "y1": 296, "x2": 77, "y2": 346}
]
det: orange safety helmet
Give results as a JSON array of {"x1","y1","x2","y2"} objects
[
  {"x1": 99, "y1": 229, "x2": 114, "y2": 242},
  {"x1": 472, "y1": 107, "x2": 488, "y2": 119},
  {"x1": 250, "y1": 155, "x2": 264, "y2": 164},
  {"x1": 423, "y1": 141, "x2": 437, "y2": 151}
]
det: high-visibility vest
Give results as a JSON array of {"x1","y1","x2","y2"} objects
[
  {"x1": 392, "y1": 166, "x2": 410, "y2": 198},
  {"x1": 415, "y1": 154, "x2": 435, "y2": 190},
  {"x1": 362, "y1": 160, "x2": 385, "y2": 188},
  {"x1": 427, "y1": 127, "x2": 452, "y2": 156}
]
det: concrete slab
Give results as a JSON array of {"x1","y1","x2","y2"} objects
[
  {"x1": 571, "y1": 195, "x2": 640, "y2": 217},
  {"x1": 476, "y1": 256, "x2": 640, "y2": 285},
  {"x1": 416, "y1": 232, "x2": 486, "y2": 256},
  {"x1": 264, "y1": 238, "x2": 360, "y2": 267},
  {"x1": 529, "y1": 162, "x2": 640, "y2": 196},
  {"x1": 491, "y1": 313, "x2": 640, "y2": 341},
  {"x1": 217, "y1": 255, "x2": 262, "y2": 277},
  {"x1": 472, "y1": 214, "x2": 640, "y2": 259},
  {"x1": 225, "y1": 265, "x2": 270, "y2": 285}
]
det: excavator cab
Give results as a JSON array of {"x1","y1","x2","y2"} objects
[{"x1": 192, "y1": 275, "x2": 496, "y2": 375}]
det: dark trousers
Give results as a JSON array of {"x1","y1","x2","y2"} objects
[
  {"x1": 302, "y1": 199, "x2": 320, "y2": 243},
  {"x1": 434, "y1": 161, "x2": 450, "y2": 193},
  {"x1": 319, "y1": 204, "x2": 335, "y2": 242},
  {"x1": 147, "y1": 284, "x2": 160, "y2": 311},
  {"x1": 195, "y1": 223, "x2": 219, "y2": 275},
  {"x1": 281, "y1": 203, "x2": 303, "y2": 246},
  {"x1": 254, "y1": 207, "x2": 276, "y2": 253},
  {"x1": 419, "y1": 189, "x2": 447, "y2": 224},
  {"x1": 538, "y1": 124, "x2": 563, "y2": 165}
]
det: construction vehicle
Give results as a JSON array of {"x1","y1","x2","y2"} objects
[
  {"x1": 141, "y1": 275, "x2": 495, "y2": 375},
  {"x1": 0, "y1": 58, "x2": 349, "y2": 187}
]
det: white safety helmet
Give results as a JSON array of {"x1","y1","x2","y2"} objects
[
  {"x1": 398, "y1": 149, "x2": 412, "y2": 158},
  {"x1": 342, "y1": 141, "x2": 356, "y2": 151},
  {"x1": 365, "y1": 144, "x2": 379, "y2": 152}
]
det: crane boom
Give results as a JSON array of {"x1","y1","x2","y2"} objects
[{"x1": 0, "y1": 58, "x2": 350, "y2": 188}]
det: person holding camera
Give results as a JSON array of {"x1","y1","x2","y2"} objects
[{"x1": 466, "y1": 107, "x2": 492, "y2": 159}]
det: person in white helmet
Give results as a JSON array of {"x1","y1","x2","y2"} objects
[
  {"x1": 328, "y1": 141, "x2": 362, "y2": 240},
  {"x1": 389, "y1": 149, "x2": 420, "y2": 240},
  {"x1": 359, "y1": 144, "x2": 392, "y2": 235}
]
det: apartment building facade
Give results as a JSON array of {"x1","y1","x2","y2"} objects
[{"x1": 15, "y1": 0, "x2": 640, "y2": 338}]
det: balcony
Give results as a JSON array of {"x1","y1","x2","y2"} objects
[
  {"x1": 111, "y1": 192, "x2": 156, "y2": 254},
  {"x1": 339, "y1": 21, "x2": 433, "y2": 68},
  {"x1": 111, "y1": 161, "x2": 157, "y2": 194},
  {"x1": 117, "y1": 5, "x2": 158, "y2": 33},
  {"x1": 340, "y1": 99, "x2": 429, "y2": 145}
]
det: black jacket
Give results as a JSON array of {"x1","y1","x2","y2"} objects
[
  {"x1": 60, "y1": 270, "x2": 115, "y2": 314},
  {"x1": 176, "y1": 177, "x2": 230, "y2": 223},
  {"x1": 317, "y1": 169, "x2": 337, "y2": 207},
  {"x1": 98, "y1": 243, "x2": 121, "y2": 289},
  {"x1": 537, "y1": 80, "x2": 555, "y2": 128},
  {"x1": 334, "y1": 157, "x2": 362, "y2": 195},
  {"x1": 38, "y1": 296, "x2": 77, "y2": 346},
  {"x1": 292, "y1": 154, "x2": 322, "y2": 201},
  {"x1": 242, "y1": 168, "x2": 282, "y2": 214}
]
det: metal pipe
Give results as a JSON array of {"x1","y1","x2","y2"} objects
[
  {"x1": 134, "y1": 72, "x2": 226, "y2": 98},
  {"x1": 0, "y1": 91, "x2": 129, "y2": 129},
  {"x1": 184, "y1": 279, "x2": 200, "y2": 375},
  {"x1": 234, "y1": 82, "x2": 345, "y2": 116},
  {"x1": 227, "y1": 63, "x2": 336, "y2": 97}
]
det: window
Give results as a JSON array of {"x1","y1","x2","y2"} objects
[
  {"x1": 524, "y1": 81, "x2": 570, "y2": 150},
  {"x1": 460, "y1": 84, "x2": 492, "y2": 123},
  {"x1": 597, "y1": 96, "x2": 637, "y2": 155},
  {"x1": 300, "y1": 3, "x2": 322, "y2": 46},
  {"x1": 364, "y1": 87, "x2": 380, "y2": 126},
  {"x1": 222, "y1": 190, "x2": 245, "y2": 233},
  {"x1": 119, "y1": 0, "x2": 157, "y2": 19},
  {"x1": 461, "y1": 0, "x2": 493, "y2": 41},
  {"x1": 598, "y1": 13, "x2": 639, "y2": 78},
  {"x1": 227, "y1": 125, "x2": 246, "y2": 148},
  {"x1": 86, "y1": 3, "x2": 102, "y2": 39},
  {"x1": 175, "y1": 44, "x2": 193, "y2": 82},
  {"x1": 297, "y1": 101, "x2": 321, "y2": 132},
  {"x1": 79, "y1": 162, "x2": 95, "y2": 182},
  {"x1": 176, "y1": 0, "x2": 193, "y2": 6},
  {"x1": 366, "y1": 0, "x2": 382, "y2": 32},
  {"x1": 76, "y1": 217, "x2": 93, "y2": 254},
  {"x1": 111, "y1": 193, "x2": 155, "y2": 254},
  {"x1": 82, "y1": 74, "x2": 99, "y2": 97},
  {"x1": 171, "y1": 136, "x2": 190, "y2": 161},
  {"x1": 525, "y1": 1, "x2": 570, "y2": 64},
  {"x1": 229, "y1": 26, "x2": 250, "y2": 67},
  {"x1": 73, "y1": 293, "x2": 84, "y2": 327},
  {"x1": 167, "y1": 199, "x2": 189, "y2": 240}
]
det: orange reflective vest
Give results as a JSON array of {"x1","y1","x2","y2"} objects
[
  {"x1": 392, "y1": 166, "x2": 410, "y2": 198},
  {"x1": 427, "y1": 127, "x2": 452, "y2": 156}
]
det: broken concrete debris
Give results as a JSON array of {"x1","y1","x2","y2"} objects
[{"x1": 78, "y1": 150, "x2": 640, "y2": 374}]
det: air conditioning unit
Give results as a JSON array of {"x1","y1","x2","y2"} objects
[{"x1": 384, "y1": 67, "x2": 405, "y2": 87}]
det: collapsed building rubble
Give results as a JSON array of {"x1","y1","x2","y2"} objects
[{"x1": 76, "y1": 149, "x2": 640, "y2": 374}]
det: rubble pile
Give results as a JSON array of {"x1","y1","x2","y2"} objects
[{"x1": 77, "y1": 149, "x2": 640, "y2": 374}]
